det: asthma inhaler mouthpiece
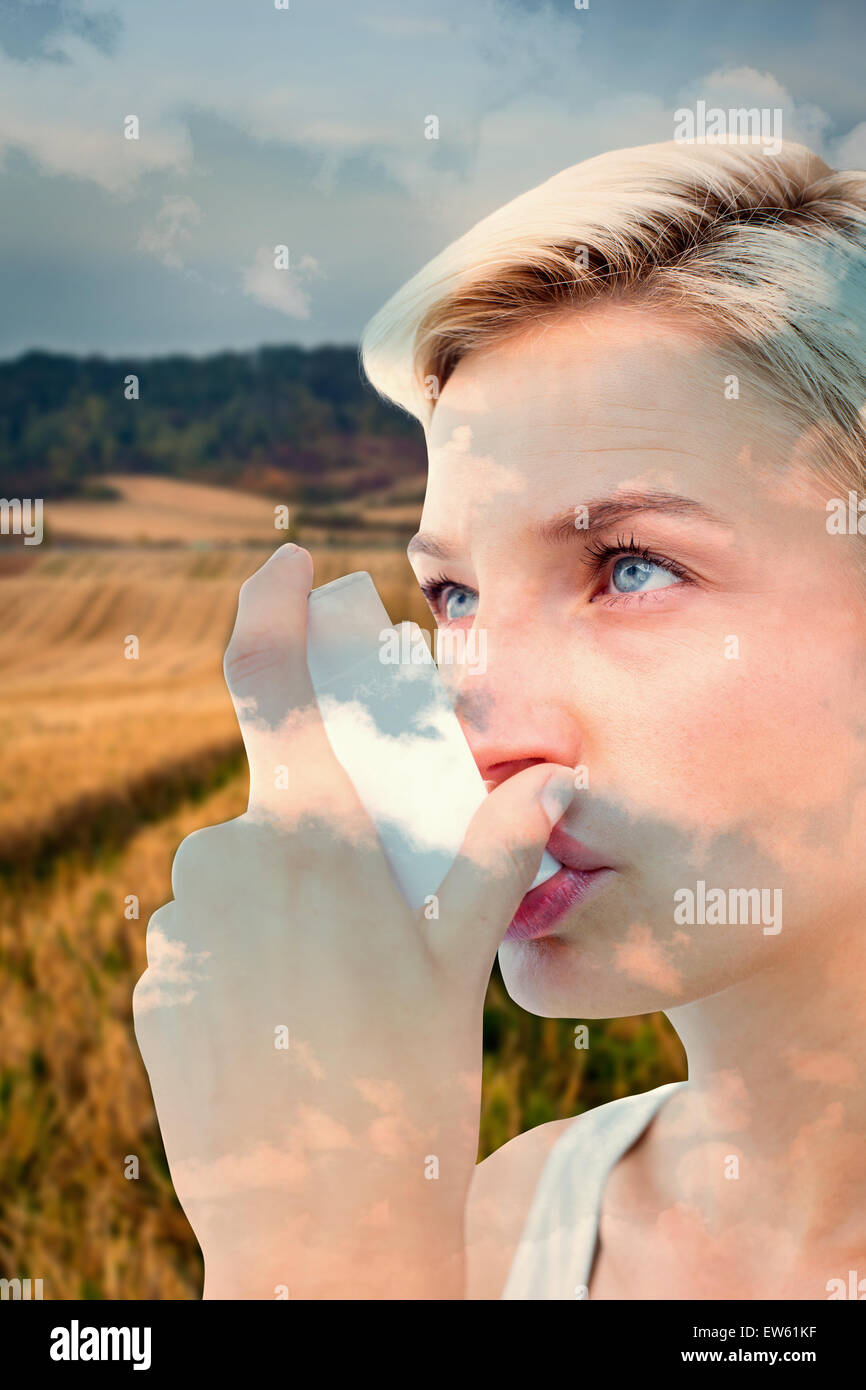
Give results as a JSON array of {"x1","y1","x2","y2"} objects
[{"x1": 307, "y1": 572, "x2": 562, "y2": 900}]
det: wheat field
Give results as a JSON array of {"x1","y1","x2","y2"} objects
[
  {"x1": 45, "y1": 475, "x2": 288, "y2": 546},
  {"x1": 0, "y1": 537, "x2": 429, "y2": 869}
]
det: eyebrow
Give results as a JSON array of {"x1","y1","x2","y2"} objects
[{"x1": 406, "y1": 490, "x2": 730, "y2": 562}]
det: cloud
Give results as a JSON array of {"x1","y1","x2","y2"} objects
[
  {"x1": 785, "y1": 1049, "x2": 858, "y2": 1088},
  {"x1": 138, "y1": 194, "x2": 203, "y2": 268},
  {"x1": 0, "y1": 0, "x2": 122, "y2": 63},
  {"x1": 3, "y1": 0, "x2": 866, "y2": 355},
  {"x1": 313, "y1": 684, "x2": 488, "y2": 859},
  {"x1": 614, "y1": 923, "x2": 684, "y2": 995},
  {"x1": 171, "y1": 1138, "x2": 309, "y2": 1199},
  {"x1": 169, "y1": 1104, "x2": 354, "y2": 1200},
  {"x1": 134, "y1": 924, "x2": 211, "y2": 1013},
  {"x1": 0, "y1": 43, "x2": 192, "y2": 193},
  {"x1": 291, "y1": 1038, "x2": 326, "y2": 1082},
  {"x1": 241, "y1": 246, "x2": 321, "y2": 318},
  {"x1": 831, "y1": 120, "x2": 866, "y2": 171},
  {"x1": 675, "y1": 65, "x2": 832, "y2": 153},
  {"x1": 670, "y1": 62, "x2": 866, "y2": 181}
]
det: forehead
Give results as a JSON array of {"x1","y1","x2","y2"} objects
[
  {"x1": 419, "y1": 304, "x2": 800, "y2": 530},
  {"x1": 428, "y1": 304, "x2": 739, "y2": 455}
]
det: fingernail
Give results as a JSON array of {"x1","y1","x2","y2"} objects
[{"x1": 540, "y1": 770, "x2": 576, "y2": 827}]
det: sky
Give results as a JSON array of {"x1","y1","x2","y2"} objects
[{"x1": 0, "y1": 0, "x2": 864, "y2": 358}]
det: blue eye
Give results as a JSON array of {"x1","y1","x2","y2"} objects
[
  {"x1": 418, "y1": 573, "x2": 479, "y2": 621},
  {"x1": 609, "y1": 555, "x2": 682, "y2": 594},
  {"x1": 443, "y1": 586, "x2": 478, "y2": 621}
]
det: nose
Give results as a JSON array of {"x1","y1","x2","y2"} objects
[{"x1": 444, "y1": 633, "x2": 583, "y2": 791}]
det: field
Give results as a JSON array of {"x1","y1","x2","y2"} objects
[
  {"x1": 41, "y1": 474, "x2": 426, "y2": 547},
  {"x1": 0, "y1": 478, "x2": 685, "y2": 1298},
  {"x1": 0, "y1": 541, "x2": 426, "y2": 872}
]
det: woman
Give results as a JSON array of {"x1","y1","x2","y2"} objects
[{"x1": 134, "y1": 138, "x2": 866, "y2": 1299}]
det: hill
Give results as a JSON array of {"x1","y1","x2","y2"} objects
[{"x1": 0, "y1": 344, "x2": 426, "y2": 504}]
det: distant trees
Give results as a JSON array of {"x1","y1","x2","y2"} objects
[{"x1": 0, "y1": 345, "x2": 422, "y2": 498}]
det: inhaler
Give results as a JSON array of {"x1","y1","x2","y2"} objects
[{"x1": 306, "y1": 571, "x2": 563, "y2": 911}]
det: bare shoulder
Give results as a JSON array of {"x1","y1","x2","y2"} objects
[{"x1": 465, "y1": 1115, "x2": 579, "y2": 1300}]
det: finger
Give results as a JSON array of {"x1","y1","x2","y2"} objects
[
  {"x1": 223, "y1": 544, "x2": 372, "y2": 829},
  {"x1": 426, "y1": 764, "x2": 577, "y2": 977}
]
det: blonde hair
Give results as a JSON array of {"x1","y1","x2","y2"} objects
[{"x1": 360, "y1": 139, "x2": 866, "y2": 494}]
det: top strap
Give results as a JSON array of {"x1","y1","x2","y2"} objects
[{"x1": 502, "y1": 1081, "x2": 688, "y2": 1300}]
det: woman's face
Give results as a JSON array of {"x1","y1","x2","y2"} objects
[{"x1": 409, "y1": 304, "x2": 866, "y2": 1018}]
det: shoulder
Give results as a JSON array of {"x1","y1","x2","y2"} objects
[
  {"x1": 464, "y1": 1083, "x2": 688, "y2": 1299},
  {"x1": 465, "y1": 1115, "x2": 580, "y2": 1300}
]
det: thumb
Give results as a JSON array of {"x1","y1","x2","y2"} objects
[{"x1": 426, "y1": 764, "x2": 577, "y2": 970}]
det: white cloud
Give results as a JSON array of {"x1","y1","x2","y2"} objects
[
  {"x1": 0, "y1": 33, "x2": 192, "y2": 194},
  {"x1": 134, "y1": 925, "x2": 211, "y2": 1013},
  {"x1": 314, "y1": 681, "x2": 486, "y2": 864},
  {"x1": 168, "y1": 1104, "x2": 354, "y2": 1200},
  {"x1": 3, "y1": 0, "x2": 865, "y2": 351},
  {"x1": 829, "y1": 121, "x2": 866, "y2": 171},
  {"x1": 171, "y1": 1137, "x2": 309, "y2": 1199},
  {"x1": 241, "y1": 246, "x2": 321, "y2": 318},
  {"x1": 138, "y1": 194, "x2": 203, "y2": 268},
  {"x1": 675, "y1": 65, "x2": 832, "y2": 154},
  {"x1": 0, "y1": 106, "x2": 191, "y2": 196}
]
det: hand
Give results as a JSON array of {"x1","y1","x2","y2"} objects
[{"x1": 133, "y1": 544, "x2": 576, "y2": 1299}]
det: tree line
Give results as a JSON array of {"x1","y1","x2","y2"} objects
[{"x1": 0, "y1": 345, "x2": 423, "y2": 499}]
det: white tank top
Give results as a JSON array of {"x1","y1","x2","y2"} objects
[{"x1": 502, "y1": 1080, "x2": 688, "y2": 1299}]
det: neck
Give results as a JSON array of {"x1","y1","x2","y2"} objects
[{"x1": 661, "y1": 914, "x2": 866, "y2": 1258}]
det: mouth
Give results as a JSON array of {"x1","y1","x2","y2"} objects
[{"x1": 503, "y1": 827, "x2": 615, "y2": 942}]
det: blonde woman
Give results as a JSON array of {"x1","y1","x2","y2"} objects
[{"x1": 135, "y1": 139, "x2": 866, "y2": 1300}]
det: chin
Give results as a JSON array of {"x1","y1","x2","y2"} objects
[
  {"x1": 498, "y1": 934, "x2": 661, "y2": 1019},
  {"x1": 497, "y1": 921, "x2": 706, "y2": 1019}
]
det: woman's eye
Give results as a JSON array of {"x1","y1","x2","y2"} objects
[
  {"x1": 605, "y1": 555, "x2": 683, "y2": 596},
  {"x1": 441, "y1": 586, "x2": 478, "y2": 622}
]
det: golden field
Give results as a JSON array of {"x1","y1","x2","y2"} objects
[
  {"x1": 44, "y1": 475, "x2": 287, "y2": 546},
  {"x1": 0, "y1": 518, "x2": 429, "y2": 871},
  {"x1": 0, "y1": 478, "x2": 684, "y2": 1298}
]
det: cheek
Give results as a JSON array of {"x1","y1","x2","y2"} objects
[{"x1": 591, "y1": 623, "x2": 866, "y2": 863}]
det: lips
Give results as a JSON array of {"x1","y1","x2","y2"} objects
[
  {"x1": 544, "y1": 825, "x2": 613, "y2": 875},
  {"x1": 503, "y1": 827, "x2": 614, "y2": 942}
]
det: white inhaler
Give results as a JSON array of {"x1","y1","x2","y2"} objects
[{"x1": 306, "y1": 571, "x2": 563, "y2": 911}]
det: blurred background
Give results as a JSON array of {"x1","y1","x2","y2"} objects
[{"x1": 4, "y1": 0, "x2": 862, "y2": 1298}]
